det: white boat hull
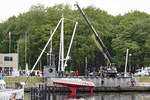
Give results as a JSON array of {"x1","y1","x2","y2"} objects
[
  {"x1": 0, "y1": 88, "x2": 24, "y2": 99},
  {"x1": 52, "y1": 78, "x2": 95, "y2": 87}
]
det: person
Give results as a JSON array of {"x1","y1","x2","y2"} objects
[
  {"x1": 61, "y1": 71, "x2": 64, "y2": 77},
  {"x1": 39, "y1": 70, "x2": 42, "y2": 77},
  {"x1": 101, "y1": 78, "x2": 104, "y2": 87},
  {"x1": 131, "y1": 77, "x2": 135, "y2": 87},
  {"x1": 75, "y1": 70, "x2": 78, "y2": 78},
  {"x1": 101, "y1": 71, "x2": 104, "y2": 78},
  {"x1": 65, "y1": 70, "x2": 69, "y2": 77}
]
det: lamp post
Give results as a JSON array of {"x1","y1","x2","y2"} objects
[{"x1": 129, "y1": 53, "x2": 132, "y2": 72}]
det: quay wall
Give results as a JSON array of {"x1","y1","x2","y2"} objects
[{"x1": 46, "y1": 76, "x2": 136, "y2": 87}]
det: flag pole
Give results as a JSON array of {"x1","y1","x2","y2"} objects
[
  {"x1": 9, "y1": 32, "x2": 11, "y2": 53},
  {"x1": 25, "y1": 32, "x2": 28, "y2": 73},
  {"x1": 17, "y1": 44, "x2": 20, "y2": 70}
]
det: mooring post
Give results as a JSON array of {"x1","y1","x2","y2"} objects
[
  {"x1": 39, "y1": 84, "x2": 41, "y2": 89},
  {"x1": 52, "y1": 86, "x2": 56, "y2": 100},
  {"x1": 36, "y1": 87, "x2": 40, "y2": 100},
  {"x1": 39, "y1": 84, "x2": 41, "y2": 100},
  {"x1": 33, "y1": 88, "x2": 36, "y2": 100},
  {"x1": 41, "y1": 84, "x2": 44, "y2": 99},
  {"x1": 31, "y1": 87, "x2": 33, "y2": 100},
  {"x1": 35, "y1": 88, "x2": 37, "y2": 100},
  {"x1": 44, "y1": 84, "x2": 47, "y2": 100},
  {"x1": 48, "y1": 86, "x2": 50, "y2": 100}
]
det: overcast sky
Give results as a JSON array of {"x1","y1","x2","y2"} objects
[{"x1": 0, "y1": 0, "x2": 150, "y2": 22}]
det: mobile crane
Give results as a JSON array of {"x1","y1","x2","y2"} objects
[{"x1": 74, "y1": 3, "x2": 119, "y2": 76}]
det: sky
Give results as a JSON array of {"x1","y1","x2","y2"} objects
[{"x1": 0, "y1": 0, "x2": 150, "y2": 22}]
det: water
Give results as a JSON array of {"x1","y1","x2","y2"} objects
[{"x1": 25, "y1": 92, "x2": 150, "y2": 100}]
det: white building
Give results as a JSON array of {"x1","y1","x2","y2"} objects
[{"x1": 0, "y1": 53, "x2": 18, "y2": 76}]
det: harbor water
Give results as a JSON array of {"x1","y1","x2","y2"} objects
[{"x1": 25, "y1": 92, "x2": 150, "y2": 100}]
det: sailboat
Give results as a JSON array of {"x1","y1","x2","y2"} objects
[
  {"x1": 52, "y1": 78, "x2": 95, "y2": 96},
  {"x1": 52, "y1": 16, "x2": 95, "y2": 96},
  {"x1": 25, "y1": 16, "x2": 95, "y2": 96}
]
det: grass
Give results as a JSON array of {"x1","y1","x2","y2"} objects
[{"x1": 3, "y1": 76, "x2": 44, "y2": 88}]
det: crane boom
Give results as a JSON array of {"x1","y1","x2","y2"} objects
[{"x1": 74, "y1": 3, "x2": 114, "y2": 66}]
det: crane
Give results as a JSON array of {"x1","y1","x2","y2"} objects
[{"x1": 74, "y1": 2, "x2": 119, "y2": 73}]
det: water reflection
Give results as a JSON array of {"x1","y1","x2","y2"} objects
[{"x1": 25, "y1": 92, "x2": 150, "y2": 100}]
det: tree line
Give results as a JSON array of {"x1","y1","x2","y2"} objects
[{"x1": 0, "y1": 4, "x2": 150, "y2": 73}]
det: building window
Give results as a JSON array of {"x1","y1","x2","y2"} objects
[{"x1": 4, "y1": 56, "x2": 13, "y2": 61}]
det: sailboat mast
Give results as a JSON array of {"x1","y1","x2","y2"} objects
[
  {"x1": 64, "y1": 22, "x2": 78, "y2": 70},
  {"x1": 50, "y1": 31, "x2": 53, "y2": 66},
  {"x1": 58, "y1": 36, "x2": 62, "y2": 72},
  {"x1": 25, "y1": 19, "x2": 62, "y2": 83},
  {"x1": 61, "y1": 16, "x2": 64, "y2": 72},
  {"x1": 124, "y1": 48, "x2": 129, "y2": 77}
]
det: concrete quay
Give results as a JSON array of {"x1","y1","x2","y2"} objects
[
  {"x1": 45, "y1": 77, "x2": 134, "y2": 87},
  {"x1": 36, "y1": 77, "x2": 150, "y2": 92},
  {"x1": 24, "y1": 76, "x2": 150, "y2": 92},
  {"x1": 26, "y1": 85, "x2": 150, "y2": 92}
]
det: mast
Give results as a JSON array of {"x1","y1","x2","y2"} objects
[
  {"x1": 124, "y1": 49, "x2": 129, "y2": 77},
  {"x1": 64, "y1": 22, "x2": 78, "y2": 70},
  {"x1": 58, "y1": 33, "x2": 62, "y2": 72},
  {"x1": 25, "y1": 19, "x2": 62, "y2": 83},
  {"x1": 50, "y1": 31, "x2": 53, "y2": 66},
  {"x1": 61, "y1": 15, "x2": 64, "y2": 72}
]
